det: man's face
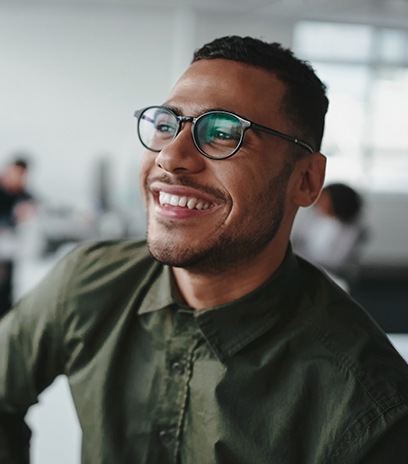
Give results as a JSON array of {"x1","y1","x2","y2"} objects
[
  {"x1": 2, "y1": 165, "x2": 27, "y2": 193},
  {"x1": 139, "y1": 59, "x2": 301, "y2": 274}
]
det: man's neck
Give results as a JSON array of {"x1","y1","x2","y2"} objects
[{"x1": 172, "y1": 241, "x2": 289, "y2": 311}]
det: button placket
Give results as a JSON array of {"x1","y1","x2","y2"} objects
[{"x1": 155, "y1": 308, "x2": 200, "y2": 461}]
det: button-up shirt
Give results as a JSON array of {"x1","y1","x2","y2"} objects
[{"x1": 1, "y1": 240, "x2": 408, "y2": 463}]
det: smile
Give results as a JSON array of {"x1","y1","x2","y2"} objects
[{"x1": 158, "y1": 191, "x2": 214, "y2": 211}]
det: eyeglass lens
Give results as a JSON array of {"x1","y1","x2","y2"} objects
[
  {"x1": 138, "y1": 108, "x2": 178, "y2": 152},
  {"x1": 138, "y1": 107, "x2": 244, "y2": 159}
]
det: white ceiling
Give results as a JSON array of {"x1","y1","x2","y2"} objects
[{"x1": 2, "y1": 0, "x2": 408, "y2": 28}]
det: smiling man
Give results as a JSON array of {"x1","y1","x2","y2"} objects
[
  {"x1": 138, "y1": 51, "x2": 326, "y2": 308},
  {"x1": 1, "y1": 36, "x2": 408, "y2": 464}
]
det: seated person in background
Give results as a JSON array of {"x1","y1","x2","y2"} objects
[
  {"x1": 0, "y1": 158, "x2": 36, "y2": 317},
  {"x1": 0, "y1": 158, "x2": 35, "y2": 226},
  {"x1": 291, "y1": 182, "x2": 366, "y2": 290}
]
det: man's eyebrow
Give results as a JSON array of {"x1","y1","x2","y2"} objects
[
  {"x1": 161, "y1": 104, "x2": 182, "y2": 114},
  {"x1": 161, "y1": 104, "x2": 235, "y2": 116}
]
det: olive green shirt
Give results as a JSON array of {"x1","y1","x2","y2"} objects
[{"x1": 1, "y1": 240, "x2": 408, "y2": 463}]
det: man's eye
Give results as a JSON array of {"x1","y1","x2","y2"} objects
[
  {"x1": 212, "y1": 128, "x2": 240, "y2": 142},
  {"x1": 214, "y1": 130, "x2": 232, "y2": 140},
  {"x1": 155, "y1": 123, "x2": 175, "y2": 134}
]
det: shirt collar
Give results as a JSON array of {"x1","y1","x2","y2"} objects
[{"x1": 138, "y1": 247, "x2": 302, "y2": 363}]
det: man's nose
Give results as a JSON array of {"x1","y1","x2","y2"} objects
[{"x1": 154, "y1": 124, "x2": 205, "y2": 174}]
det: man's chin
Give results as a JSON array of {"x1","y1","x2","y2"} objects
[{"x1": 147, "y1": 238, "x2": 203, "y2": 269}]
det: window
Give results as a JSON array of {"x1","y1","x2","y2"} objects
[{"x1": 294, "y1": 22, "x2": 408, "y2": 192}]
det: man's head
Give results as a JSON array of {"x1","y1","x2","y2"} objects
[
  {"x1": 138, "y1": 36, "x2": 327, "y2": 275},
  {"x1": 1, "y1": 159, "x2": 29, "y2": 193}
]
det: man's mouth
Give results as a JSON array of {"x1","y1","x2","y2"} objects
[{"x1": 158, "y1": 191, "x2": 214, "y2": 211}]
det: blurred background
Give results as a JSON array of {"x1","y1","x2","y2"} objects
[{"x1": 0, "y1": 0, "x2": 407, "y2": 461}]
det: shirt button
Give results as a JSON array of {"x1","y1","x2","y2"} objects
[
  {"x1": 159, "y1": 429, "x2": 172, "y2": 445},
  {"x1": 171, "y1": 361, "x2": 184, "y2": 375}
]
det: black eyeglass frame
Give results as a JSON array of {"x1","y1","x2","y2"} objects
[{"x1": 134, "y1": 106, "x2": 314, "y2": 160}]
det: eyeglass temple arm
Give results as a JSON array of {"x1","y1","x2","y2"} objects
[{"x1": 251, "y1": 122, "x2": 314, "y2": 153}]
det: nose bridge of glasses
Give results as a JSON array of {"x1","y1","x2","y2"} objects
[
  {"x1": 174, "y1": 115, "x2": 199, "y2": 146},
  {"x1": 167, "y1": 115, "x2": 199, "y2": 154},
  {"x1": 177, "y1": 115, "x2": 195, "y2": 125},
  {"x1": 173, "y1": 115, "x2": 195, "y2": 138}
]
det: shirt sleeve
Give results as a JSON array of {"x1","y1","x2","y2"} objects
[
  {"x1": 0, "y1": 251, "x2": 75, "y2": 463},
  {"x1": 358, "y1": 414, "x2": 408, "y2": 464},
  {"x1": 338, "y1": 407, "x2": 408, "y2": 464}
]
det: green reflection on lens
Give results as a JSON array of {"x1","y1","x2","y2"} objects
[{"x1": 197, "y1": 113, "x2": 242, "y2": 157}]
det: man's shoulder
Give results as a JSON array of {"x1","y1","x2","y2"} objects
[
  {"x1": 46, "y1": 239, "x2": 161, "y2": 338},
  {"x1": 296, "y1": 256, "x2": 398, "y2": 352},
  {"x1": 72, "y1": 238, "x2": 150, "y2": 260},
  {"x1": 295, "y1": 256, "x2": 408, "y2": 404},
  {"x1": 53, "y1": 239, "x2": 156, "y2": 288}
]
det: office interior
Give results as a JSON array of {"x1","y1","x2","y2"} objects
[{"x1": 1, "y1": 0, "x2": 407, "y2": 462}]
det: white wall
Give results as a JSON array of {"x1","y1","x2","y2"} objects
[
  {"x1": 0, "y1": 4, "x2": 172, "y2": 209},
  {"x1": 361, "y1": 192, "x2": 408, "y2": 268}
]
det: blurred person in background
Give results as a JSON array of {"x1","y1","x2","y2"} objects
[
  {"x1": 291, "y1": 182, "x2": 366, "y2": 291},
  {"x1": 0, "y1": 157, "x2": 36, "y2": 317}
]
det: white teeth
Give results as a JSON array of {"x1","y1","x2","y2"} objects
[
  {"x1": 169, "y1": 195, "x2": 179, "y2": 206},
  {"x1": 187, "y1": 198, "x2": 197, "y2": 209},
  {"x1": 160, "y1": 193, "x2": 170, "y2": 205},
  {"x1": 158, "y1": 191, "x2": 212, "y2": 210}
]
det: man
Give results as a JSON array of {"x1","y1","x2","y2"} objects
[
  {"x1": 0, "y1": 159, "x2": 33, "y2": 226},
  {"x1": 1, "y1": 36, "x2": 408, "y2": 464},
  {"x1": 0, "y1": 158, "x2": 35, "y2": 317}
]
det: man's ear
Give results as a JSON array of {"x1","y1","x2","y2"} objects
[{"x1": 292, "y1": 152, "x2": 326, "y2": 207}]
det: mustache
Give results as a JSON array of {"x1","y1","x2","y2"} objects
[{"x1": 146, "y1": 173, "x2": 228, "y2": 203}]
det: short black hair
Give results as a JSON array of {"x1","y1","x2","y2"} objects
[
  {"x1": 14, "y1": 159, "x2": 28, "y2": 170},
  {"x1": 323, "y1": 183, "x2": 363, "y2": 223},
  {"x1": 192, "y1": 36, "x2": 329, "y2": 152}
]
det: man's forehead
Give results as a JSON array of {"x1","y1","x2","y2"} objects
[
  {"x1": 166, "y1": 59, "x2": 286, "y2": 122},
  {"x1": 174, "y1": 58, "x2": 282, "y2": 87}
]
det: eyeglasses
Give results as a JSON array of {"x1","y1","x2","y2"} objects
[{"x1": 134, "y1": 106, "x2": 314, "y2": 160}]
